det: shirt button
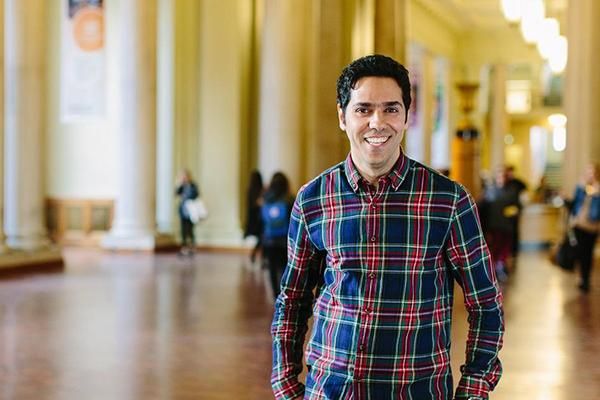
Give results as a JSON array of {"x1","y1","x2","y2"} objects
[
  {"x1": 368, "y1": 272, "x2": 375, "y2": 279},
  {"x1": 370, "y1": 236, "x2": 376, "y2": 242},
  {"x1": 364, "y1": 307, "x2": 371, "y2": 314},
  {"x1": 358, "y1": 344, "x2": 365, "y2": 352}
]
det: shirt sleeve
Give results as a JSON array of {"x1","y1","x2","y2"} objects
[
  {"x1": 271, "y1": 191, "x2": 324, "y2": 400},
  {"x1": 445, "y1": 187, "x2": 504, "y2": 399}
]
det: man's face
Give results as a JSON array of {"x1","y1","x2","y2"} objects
[{"x1": 338, "y1": 76, "x2": 408, "y2": 174}]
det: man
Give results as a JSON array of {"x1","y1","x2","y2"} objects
[{"x1": 271, "y1": 55, "x2": 504, "y2": 400}]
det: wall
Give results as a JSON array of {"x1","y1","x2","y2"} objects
[{"x1": 45, "y1": 1, "x2": 117, "y2": 199}]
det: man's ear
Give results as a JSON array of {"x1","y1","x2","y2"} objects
[{"x1": 337, "y1": 104, "x2": 346, "y2": 131}]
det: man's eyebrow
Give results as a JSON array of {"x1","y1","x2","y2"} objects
[
  {"x1": 354, "y1": 100, "x2": 402, "y2": 107},
  {"x1": 353, "y1": 101, "x2": 403, "y2": 107}
]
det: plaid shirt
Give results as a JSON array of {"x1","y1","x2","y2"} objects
[{"x1": 271, "y1": 153, "x2": 504, "y2": 400}]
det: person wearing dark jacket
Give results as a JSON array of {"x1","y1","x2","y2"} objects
[
  {"x1": 175, "y1": 169, "x2": 199, "y2": 256},
  {"x1": 480, "y1": 168, "x2": 520, "y2": 281},
  {"x1": 504, "y1": 165, "x2": 527, "y2": 256},
  {"x1": 244, "y1": 170, "x2": 264, "y2": 263},
  {"x1": 566, "y1": 163, "x2": 600, "y2": 292}
]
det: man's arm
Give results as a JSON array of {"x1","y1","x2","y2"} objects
[
  {"x1": 446, "y1": 188, "x2": 504, "y2": 399},
  {"x1": 271, "y1": 194, "x2": 323, "y2": 400}
]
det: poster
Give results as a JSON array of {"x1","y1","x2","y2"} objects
[{"x1": 60, "y1": 0, "x2": 106, "y2": 121}]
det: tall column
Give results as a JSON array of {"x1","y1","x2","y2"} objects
[
  {"x1": 102, "y1": 0, "x2": 158, "y2": 250},
  {"x1": 489, "y1": 64, "x2": 508, "y2": 171},
  {"x1": 4, "y1": 0, "x2": 51, "y2": 250},
  {"x1": 156, "y1": 0, "x2": 175, "y2": 237},
  {"x1": 351, "y1": 0, "x2": 407, "y2": 62},
  {"x1": 195, "y1": 0, "x2": 251, "y2": 247},
  {"x1": 305, "y1": 0, "x2": 351, "y2": 180},
  {"x1": 564, "y1": 0, "x2": 600, "y2": 192},
  {"x1": 258, "y1": 0, "x2": 309, "y2": 190},
  {"x1": 374, "y1": 0, "x2": 407, "y2": 62},
  {"x1": 0, "y1": 0, "x2": 6, "y2": 253}
]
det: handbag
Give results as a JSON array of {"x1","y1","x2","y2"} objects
[
  {"x1": 553, "y1": 230, "x2": 577, "y2": 271},
  {"x1": 184, "y1": 198, "x2": 208, "y2": 223}
]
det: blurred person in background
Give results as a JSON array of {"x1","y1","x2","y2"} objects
[
  {"x1": 175, "y1": 169, "x2": 199, "y2": 256},
  {"x1": 565, "y1": 162, "x2": 600, "y2": 293},
  {"x1": 479, "y1": 167, "x2": 521, "y2": 281},
  {"x1": 244, "y1": 170, "x2": 264, "y2": 263},
  {"x1": 261, "y1": 172, "x2": 294, "y2": 300},
  {"x1": 504, "y1": 165, "x2": 527, "y2": 258}
]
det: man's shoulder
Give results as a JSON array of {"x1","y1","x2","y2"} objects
[
  {"x1": 408, "y1": 158, "x2": 464, "y2": 196},
  {"x1": 296, "y1": 160, "x2": 347, "y2": 200}
]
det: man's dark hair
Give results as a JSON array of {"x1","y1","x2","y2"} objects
[{"x1": 336, "y1": 54, "x2": 411, "y2": 122}]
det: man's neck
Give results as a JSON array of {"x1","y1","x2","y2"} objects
[{"x1": 351, "y1": 152, "x2": 400, "y2": 188}]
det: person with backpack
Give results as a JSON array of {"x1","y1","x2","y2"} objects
[{"x1": 261, "y1": 172, "x2": 294, "y2": 300}]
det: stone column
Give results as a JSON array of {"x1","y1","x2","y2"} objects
[
  {"x1": 0, "y1": 0, "x2": 6, "y2": 253},
  {"x1": 564, "y1": 0, "x2": 600, "y2": 192},
  {"x1": 374, "y1": 0, "x2": 407, "y2": 62},
  {"x1": 102, "y1": 0, "x2": 158, "y2": 250},
  {"x1": 194, "y1": 0, "x2": 251, "y2": 247},
  {"x1": 305, "y1": 0, "x2": 351, "y2": 179},
  {"x1": 489, "y1": 64, "x2": 508, "y2": 171},
  {"x1": 156, "y1": 0, "x2": 175, "y2": 239},
  {"x1": 258, "y1": 0, "x2": 308, "y2": 190},
  {"x1": 3, "y1": 0, "x2": 51, "y2": 250}
]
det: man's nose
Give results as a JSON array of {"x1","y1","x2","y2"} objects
[{"x1": 369, "y1": 110, "x2": 386, "y2": 131}]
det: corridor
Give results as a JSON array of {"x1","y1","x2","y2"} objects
[{"x1": 0, "y1": 248, "x2": 598, "y2": 400}]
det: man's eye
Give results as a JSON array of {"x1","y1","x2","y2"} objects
[
  {"x1": 385, "y1": 107, "x2": 399, "y2": 113},
  {"x1": 355, "y1": 108, "x2": 370, "y2": 114}
]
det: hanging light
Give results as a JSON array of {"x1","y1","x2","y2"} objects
[
  {"x1": 548, "y1": 113, "x2": 567, "y2": 152},
  {"x1": 548, "y1": 113, "x2": 567, "y2": 127},
  {"x1": 500, "y1": 0, "x2": 522, "y2": 23},
  {"x1": 537, "y1": 18, "x2": 560, "y2": 60},
  {"x1": 548, "y1": 35, "x2": 568, "y2": 73},
  {"x1": 552, "y1": 127, "x2": 566, "y2": 152},
  {"x1": 520, "y1": 0, "x2": 545, "y2": 44}
]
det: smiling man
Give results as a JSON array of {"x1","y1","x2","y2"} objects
[{"x1": 271, "y1": 55, "x2": 504, "y2": 400}]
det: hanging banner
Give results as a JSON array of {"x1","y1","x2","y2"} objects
[{"x1": 60, "y1": 0, "x2": 106, "y2": 121}]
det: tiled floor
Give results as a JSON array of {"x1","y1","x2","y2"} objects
[{"x1": 0, "y1": 247, "x2": 598, "y2": 399}]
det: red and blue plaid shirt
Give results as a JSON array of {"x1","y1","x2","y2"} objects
[{"x1": 271, "y1": 153, "x2": 503, "y2": 399}]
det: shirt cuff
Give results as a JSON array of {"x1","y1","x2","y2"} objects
[
  {"x1": 454, "y1": 375, "x2": 490, "y2": 399},
  {"x1": 273, "y1": 381, "x2": 305, "y2": 400}
]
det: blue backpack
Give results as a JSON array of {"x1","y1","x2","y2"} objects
[{"x1": 261, "y1": 200, "x2": 290, "y2": 241}]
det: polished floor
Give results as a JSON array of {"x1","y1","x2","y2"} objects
[{"x1": 0, "y1": 247, "x2": 598, "y2": 400}]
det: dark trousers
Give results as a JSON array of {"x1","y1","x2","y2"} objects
[
  {"x1": 486, "y1": 230, "x2": 513, "y2": 266},
  {"x1": 574, "y1": 227, "x2": 598, "y2": 289},
  {"x1": 263, "y1": 246, "x2": 287, "y2": 299},
  {"x1": 180, "y1": 218, "x2": 195, "y2": 247}
]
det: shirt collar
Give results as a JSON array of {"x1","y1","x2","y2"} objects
[{"x1": 344, "y1": 151, "x2": 410, "y2": 193}]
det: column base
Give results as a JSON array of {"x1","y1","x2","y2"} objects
[
  {"x1": 0, "y1": 247, "x2": 63, "y2": 271},
  {"x1": 155, "y1": 233, "x2": 179, "y2": 252},
  {"x1": 5, "y1": 235, "x2": 51, "y2": 251},
  {"x1": 101, "y1": 230, "x2": 159, "y2": 251},
  {"x1": 195, "y1": 225, "x2": 245, "y2": 248}
]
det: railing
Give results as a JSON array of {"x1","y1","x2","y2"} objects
[{"x1": 46, "y1": 198, "x2": 114, "y2": 246}]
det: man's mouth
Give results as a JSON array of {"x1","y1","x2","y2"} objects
[{"x1": 365, "y1": 136, "x2": 390, "y2": 145}]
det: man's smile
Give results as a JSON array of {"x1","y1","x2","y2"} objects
[{"x1": 364, "y1": 135, "x2": 391, "y2": 146}]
